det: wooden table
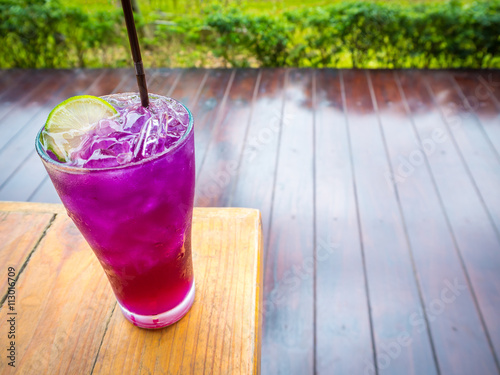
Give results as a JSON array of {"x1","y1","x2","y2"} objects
[{"x1": 0, "y1": 202, "x2": 263, "y2": 374}]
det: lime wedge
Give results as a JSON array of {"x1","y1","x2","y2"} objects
[{"x1": 41, "y1": 95, "x2": 118, "y2": 162}]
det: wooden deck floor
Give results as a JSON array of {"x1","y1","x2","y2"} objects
[{"x1": 1, "y1": 68, "x2": 499, "y2": 375}]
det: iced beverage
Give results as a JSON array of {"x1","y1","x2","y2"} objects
[{"x1": 35, "y1": 93, "x2": 195, "y2": 329}]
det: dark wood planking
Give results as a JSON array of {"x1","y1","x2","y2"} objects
[
  {"x1": 0, "y1": 70, "x2": 73, "y2": 151},
  {"x1": 227, "y1": 69, "x2": 285, "y2": 375},
  {"x1": 0, "y1": 69, "x2": 28, "y2": 101},
  {"x1": 0, "y1": 152, "x2": 47, "y2": 201},
  {"x1": 399, "y1": 70, "x2": 500, "y2": 370},
  {"x1": 478, "y1": 70, "x2": 500, "y2": 105},
  {"x1": 85, "y1": 68, "x2": 130, "y2": 97},
  {"x1": 113, "y1": 69, "x2": 183, "y2": 101},
  {"x1": 342, "y1": 69, "x2": 437, "y2": 375},
  {"x1": 314, "y1": 69, "x2": 374, "y2": 374},
  {"x1": 194, "y1": 70, "x2": 235, "y2": 179},
  {"x1": 371, "y1": 70, "x2": 498, "y2": 375},
  {"x1": 0, "y1": 70, "x2": 49, "y2": 121},
  {"x1": 228, "y1": 69, "x2": 288, "y2": 374},
  {"x1": 426, "y1": 72, "x2": 500, "y2": 233},
  {"x1": 177, "y1": 69, "x2": 234, "y2": 180},
  {"x1": 147, "y1": 68, "x2": 182, "y2": 96},
  {"x1": 0, "y1": 71, "x2": 73, "y2": 194},
  {"x1": 195, "y1": 69, "x2": 259, "y2": 207},
  {"x1": 168, "y1": 68, "x2": 207, "y2": 108},
  {"x1": 0, "y1": 69, "x2": 499, "y2": 373},
  {"x1": 112, "y1": 68, "x2": 177, "y2": 94},
  {"x1": 452, "y1": 71, "x2": 500, "y2": 156},
  {"x1": 230, "y1": 68, "x2": 285, "y2": 253},
  {"x1": 111, "y1": 69, "x2": 155, "y2": 93},
  {"x1": 0, "y1": 69, "x2": 126, "y2": 200},
  {"x1": 28, "y1": 176, "x2": 61, "y2": 204},
  {"x1": 168, "y1": 69, "x2": 233, "y2": 182},
  {"x1": 263, "y1": 69, "x2": 315, "y2": 374}
]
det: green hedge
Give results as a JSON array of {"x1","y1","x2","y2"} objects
[
  {"x1": 1, "y1": 0, "x2": 499, "y2": 68},
  {"x1": 0, "y1": 0, "x2": 125, "y2": 68}
]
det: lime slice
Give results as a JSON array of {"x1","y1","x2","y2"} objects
[{"x1": 41, "y1": 95, "x2": 118, "y2": 162}]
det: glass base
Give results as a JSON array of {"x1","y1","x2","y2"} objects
[{"x1": 118, "y1": 281, "x2": 195, "y2": 329}]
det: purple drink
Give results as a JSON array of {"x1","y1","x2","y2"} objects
[{"x1": 36, "y1": 93, "x2": 195, "y2": 329}]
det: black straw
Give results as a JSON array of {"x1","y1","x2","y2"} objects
[{"x1": 121, "y1": 0, "x2": 149, "y2": 107}]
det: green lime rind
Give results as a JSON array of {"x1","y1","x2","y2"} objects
[{"x1": 42, "y1": 95, "x2": 118, "y2": 162}]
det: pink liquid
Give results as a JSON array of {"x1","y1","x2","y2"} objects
[{"x1": 36, "y1": 93, "x2": 195, "y2": 327}]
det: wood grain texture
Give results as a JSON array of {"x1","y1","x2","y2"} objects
[
  {"x1": 0, "y1": 210, "x2": 53, "y2": 297},
  {"x1": 426, "y1": 71, "x2": 500, "y2": 234},
  {"x1": 0, "y1": 203, "x2": 263, "y2": 375},
  {"x1": 314, "y1": 69, "x2": 374, "y2": 374},
  {"x1": 342, "y1": 69, "x2": 437, "y2": 375},
  {"x1": 372, "y1": 70, "x2": 498, "y2": 375},
  {"x1": 230, "y1": 68, "x2": 285, "y2": 250},
  {"x1": 478, "y1": 70, "x2": 500, "y2": 105},
  {"x1": 263, "y1": 69, "x2": 315, "y2": 374},
  {"x1": 0, "y1": 70, "x2": 49, "y2": 121},
  {"x1": 1, "y1": 69, "x2": 500, "y2": 375},
  {"x1": 0, "y1": 70, "x2": 28, "y2": 102},
  {"x1": 399, "y1": 70, "x2": 500, "y2": 372},
  {"x1": 0, "y1": 210, "x2": 116, "y2": 375},
  {"x1": 0, "y1": 70, "x2": 73, "y2": 153},
  {"x1": 193, "y1": 70, "x2": 235, "y2": 179},
  {"x1": 196, "y1": 69, "x2": 259, "y2": 207},
  {"x1": 452, "y1": 71, "x2": 500, "y2": 157}
]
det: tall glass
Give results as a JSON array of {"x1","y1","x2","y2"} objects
[{"x1": 35, "y1": 94, "x2": 195, "y2": 329}]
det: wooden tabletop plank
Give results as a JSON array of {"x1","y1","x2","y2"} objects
[
  {"x1": 372, "y1": 70, "x2": 498, "y2": 375},
  {"x1": 196, "y1": 69, "x2": 259, "y2": 207},
  {"x1": 90, "y1": 208, "x2": 262, "y2": 375},
  {"x1": 263, "y1": 69, "x2": 315, "y2": 374},
  {"x1": 0, "y1": 212, "x2": 116, "y2": 375},
  {"x1": 399, "y1": 70, "x2": 500, "y2": 372},
  {"x1": 0, "y1": 204, "x2": 262, "y2": 375},
  {"x1": 342, "y1": 69, "x2": 438, "y2": 375},
  {"x1": 314, "y1": 69, "x2": 374, "y2": 374},
  {"x1": 0, "y1": 209, "x2": 54, "y2": 297}
]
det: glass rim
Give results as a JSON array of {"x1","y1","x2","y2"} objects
[{"x1": 35, "y1": 93, "x2": 194, "y2": 173}]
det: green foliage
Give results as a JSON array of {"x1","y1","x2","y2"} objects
[
  {"x1": 0, "y1": 0, "x2": 124, "y2": 68},
  {"x1": 0, "y1": 0, "x2": 499, "y2": 68}
]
